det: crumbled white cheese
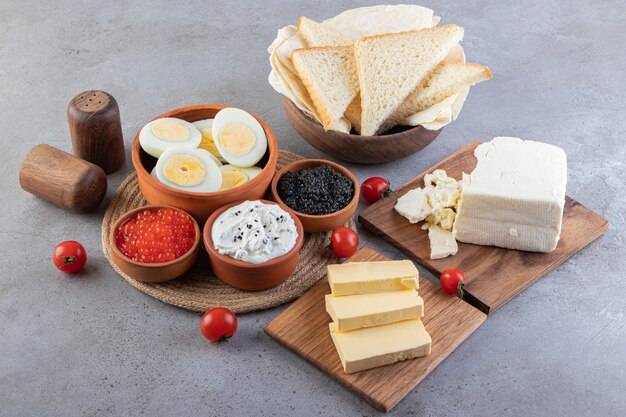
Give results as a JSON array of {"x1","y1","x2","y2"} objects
[
  {"x1": 428, "y1": 224, "x2": 458, "y2": 259},
  {"x1": 395, "y1": 169, "x2": 460, "y2": 259},
  {"x1": 394, "y1": 187, "x2": 431, "y2": 224}
]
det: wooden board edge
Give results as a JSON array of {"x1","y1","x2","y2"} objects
[
  {"x1": 265, "y1": 312, "x2": 393, "y2": 412},
  {"x1": 484, "y1": 210, "x2": 608, "y2": 312},
  {"x1": 383, "y1": 310, "x2": 487, "y2": 412},
  {"x1": 264, "y1": 324, "x2": 389, "y2": 411}
]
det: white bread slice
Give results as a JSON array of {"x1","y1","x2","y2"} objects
[
  {"x1": 355, "y1": 25, "x2": 464, "y2": 136},
  {"x1": 292, "y1": 46, "x2": 360, "y2": 130},
  {"x1": 344, "y1": 95, "x2": 362, "y2": 134},
  {"x1": 378, "y1": 62, "x2": 492, "y2": 133},
  {"x1": 297, "y1": 16, "x2": 354, "y2": 47}
]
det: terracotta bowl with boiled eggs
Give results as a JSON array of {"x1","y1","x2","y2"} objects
[
  {"x1": 109, "y1": 205, "x2": 201, "y2": 283},
  {"x1": 132, "y1": 104, "x2": 278, "y2": 223},
  {"x1": 203, "y1": 200, "x2": 304, "y2": 291},
  {"x1": 269, "y1": 159, "x2": 359, "y2": 233}
]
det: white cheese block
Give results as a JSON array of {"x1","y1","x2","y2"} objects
[
  {"x1": 325, "y1": 290, "x2": 424, "y2": 331},
  {"x1": 453, "y1": 137, "x2": 567, "y2": 252},
  {"x1": 329, "y1": 318, "x2": 431, "y2": 374},
  {"x1": 428, "y1": 224, "x2": 458, "y2": 259},
  {"x1": 327, "y1": 260, "x2": 418, "y2": 296}
]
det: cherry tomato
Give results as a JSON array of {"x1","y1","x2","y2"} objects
[
  {"x1": 53, "y1": 241, "x2": 87, "y2": 273},
  {"x1": 361, "y1": 177, "x2": 393, "y2": 204},
  {"x1": 330, "y1": 227, "x2": 359, "y2": 258},
  {"x1": 440, "y1": 268, "x2": 465, "y2": 298},
  {"x1": 201, "y1": 307, "x2": 238, "y2": 343}
]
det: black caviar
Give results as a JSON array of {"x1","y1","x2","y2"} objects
[{"x1": 277, "y1": 165, "x2": 354, "y2": 215}]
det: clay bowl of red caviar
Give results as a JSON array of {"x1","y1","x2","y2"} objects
[{"x1": 109, "y1": 205, "x2": 201, "y2": 283}]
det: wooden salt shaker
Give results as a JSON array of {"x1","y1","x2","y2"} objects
[{"x1": 68, "y1": 90, "x2": 125, "y2": 174}]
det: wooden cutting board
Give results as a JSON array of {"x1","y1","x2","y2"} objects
[
  {"x1": 359, "y1": 141, "x2": 608, "y2": 314},
  {"x1": 265, "y1": 247, "x2": 486, "y2": 412}
]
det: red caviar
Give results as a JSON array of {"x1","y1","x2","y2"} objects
[{"x1": 115, "y1": 208, "x2": 196, "y2": 264}]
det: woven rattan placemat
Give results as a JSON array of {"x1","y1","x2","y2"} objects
[{"x1": 101, "y1": 150, "x2": 355, "y2": 314}]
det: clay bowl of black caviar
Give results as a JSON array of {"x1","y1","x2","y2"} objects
[{"x1": 270, "y1": 159, "x2": 359, "y2": 233}]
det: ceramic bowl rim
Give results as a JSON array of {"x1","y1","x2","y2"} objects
[
  {"x1": 270, "y1": 158, "x2": 360, "y2": 220},
  {"x1": 131, "y1": 104, "x2": 278, "y2": 198},
  {"x1": 284, "y1": 96, "x2": 439, "y2": 141},
  {"x1": 109, "y1": 205, "x2": 201, "y2": 268},
  {"x1": 203, "y1": 199, "x2": 304, "y2": 269}
]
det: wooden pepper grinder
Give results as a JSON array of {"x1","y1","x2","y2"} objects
[
  {"x1": 68, "y1": 90, "x2": 125, "y2": 174},
  {"x1": 19, "y1": 144, "x2": 107, "y2": 212}
]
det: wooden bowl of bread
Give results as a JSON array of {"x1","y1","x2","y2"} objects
[
  {"x1": 283, "y1": 97, "x2": 442, "y2": 164},
  {"x1": 270, "y1": 14, "x2": 492, "y2": 165}
]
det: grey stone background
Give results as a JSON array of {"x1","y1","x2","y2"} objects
[{"x1": 1, "y1": 1, "x2": 624, "y2": 416}]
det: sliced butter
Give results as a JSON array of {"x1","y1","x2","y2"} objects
[
  {"x1": 329, "y1": 318, "x2": 431, "y2": 374},
  {"x1": 325, "y1": 290, "x2": 424, "y2": 332},
  {"x1": 327, "y1": 260, "x2": 418, "y2": 296}
]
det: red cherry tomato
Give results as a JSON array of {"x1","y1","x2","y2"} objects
[
  {"x1": 200, "y1": 307, "x2": 238, "y2": 343},
  {"x1": 330, "y1": 227, "x2": 359, "y2": 258},
  {"x1": 53, "y1": 241, "x2": 87, "y2": 273},
  {"x1": 361, "y1": 177, "x2": 393, "y2": 204},
  {"x1": 440, "y1": 268, "x2": 465, "y2": 298}
]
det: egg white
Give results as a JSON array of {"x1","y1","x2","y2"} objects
[
  {"x1": 219, "y1": 164, "x2": 263, "y2": 180},
  {"x1": 140, "y1": 117, "x2": 202, "y2": 158},
  {"x1": 192, "y1": 119, "x2": 213, "y2": 130},
  {"x1": 212, "y1": 108, "x2": 267, "y2": 167},
  {"x1": 155, "y1": 147, "x2": 222, "y2": 192}
]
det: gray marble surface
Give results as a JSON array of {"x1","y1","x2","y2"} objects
[{"x1": 1, "y1": 1, "x2": 624, "y2": 416}]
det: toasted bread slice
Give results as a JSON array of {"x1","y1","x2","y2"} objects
[
  {"x1": 355, "y1": 25, "x2": 464, "y2": 136},
  {"x1": 297, "y1": 16, "x2": 354, "y2": 47},
  {"x1": 292, "y1": 46, "x2": 360, "y2": 130},
  {"x1": 378, "y1": 62, "x2": 492, "y2": 133}
]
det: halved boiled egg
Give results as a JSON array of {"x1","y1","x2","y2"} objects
[
  {"x1": 155, "y1": 147, "x2": 222, "y2": 192},
  {"x1": 192, "y1": 119, "x2": 224, "y2": 162},
  {"x1": 140, "y1": 118, "x2": 202, "y2": 158},
  {"x1": 204, "y1": 149, "x2": 223, "y2": 167},
  {"x1": 219, "y1": 164, "x2": 262, "y2": 191},
  {"x1": 212, "y1": 108, "x2": 267, "y2": 167}
]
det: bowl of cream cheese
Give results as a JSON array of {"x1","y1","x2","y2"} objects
[{"x1": 203, "y1": 199, "x2": 304, "y2": 290}]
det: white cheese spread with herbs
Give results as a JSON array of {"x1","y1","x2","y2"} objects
[{"x1": 211, "y1": 200, "x2": 298, "y2": 264}]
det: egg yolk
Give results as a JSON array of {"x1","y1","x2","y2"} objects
[
  {"x1": 163, "y1": 154, "x2": 206, "y2": 187},
  {"x1": 219, "y1": 169, "x2": 249, "y2": 191},
  {"x1": 218, "y1": 123, "x2": 256, "y2": 157},
  {"x1": 152, "y1": 120, "x2": 190, "y2": 142},
  {"x1": 198, "y1": 127, "x2": 222, "y2": 158}
]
